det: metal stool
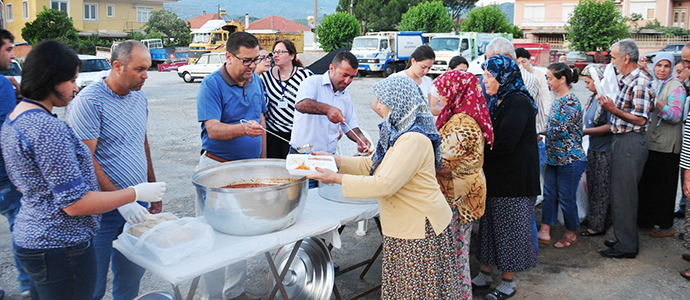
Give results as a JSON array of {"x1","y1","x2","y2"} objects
[{"x1": 133, "y1": 291, "x2": 176, "y2": 300}]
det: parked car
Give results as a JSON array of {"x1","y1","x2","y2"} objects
[
  {"x1": 177, "y1": 52, "x2": 226, "y2": 83},
  {"x1": 0, "y1": 59, "x2": 22, "y2": 99},
  {"x1": 645, "y1": 43, "x2": 684, "y2": 63},
  {"x1": 566, "y1": 51, "x2": 609, "y2": 72},
  {"x1": 77, "y1": 55, "x2": 111, "y2": 89}
]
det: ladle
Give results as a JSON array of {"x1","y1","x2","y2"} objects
[{"x1": 240, "y1": 119, "x2": 313, "y2": 153}]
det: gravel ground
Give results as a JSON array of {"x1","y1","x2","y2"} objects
[{"x1": 0, "y1": 70, "x2": 689, "y2": 299}]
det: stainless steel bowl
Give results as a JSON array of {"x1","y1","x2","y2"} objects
[
  {"x1": 317, "y1": 181, "x2": 377, "y2": 204},
  {"x1": 270, "y1": 237, "x2": 334, "y2": 300},
  {"x1": 192, "y1": 159, "x2": 308, "y2": 236}
]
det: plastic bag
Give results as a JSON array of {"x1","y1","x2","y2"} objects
[{"x1": 124, "y1": 217, "x2": 215, "y2": 265}]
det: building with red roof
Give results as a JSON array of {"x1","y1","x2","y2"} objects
[{"x1": 247, "y1": 15, "x2": 311, "y2": 32}]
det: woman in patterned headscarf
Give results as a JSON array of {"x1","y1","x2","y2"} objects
[
  {"x1": 308, "y1": 76, "x2": 461, "y2": 299},
  {"x1": 472, "y1": 55, "x2": 540, "y2": 300},
  {"x1": 579, "y1": 64, "x2": 613, "y2": 237},
  {"x1": 433, "y1": 70, "x2": 493, "y2": 300}
]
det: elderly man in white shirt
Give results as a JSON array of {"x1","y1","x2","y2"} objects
[{"x1": 291, "y1": 51, "x2": 370, "y2": 156}]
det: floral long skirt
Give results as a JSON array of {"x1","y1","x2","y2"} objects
[
  {"x1": 451, "y1": 205, "x2": 473, "y2": 300},
  {"x1": 381, "y1": 220, "x2": 461, "y2": 299}
]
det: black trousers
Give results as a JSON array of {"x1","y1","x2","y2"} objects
[
  {"x1": 266, "y1": 130, "x2": 291, "y2": 159},
  {"x1": 638, "y1": 150, "x2": 680, "y2": 230}
]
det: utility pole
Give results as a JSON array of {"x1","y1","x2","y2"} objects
[{"x1": 313, "y1": 0, "x2": 317, "y2": 46}]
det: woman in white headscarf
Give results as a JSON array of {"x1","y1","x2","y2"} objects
[
  {"x1": 638, "y1": 52, "x2": 686, "y2": 237},
  {"x1": 308, "y1": 76, "x2": 461, "y2": 299}
]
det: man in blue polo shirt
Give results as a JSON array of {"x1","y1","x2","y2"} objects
[
  {"x1": 196, "y1": 31, "x2": 266, "y2": 300},
  {"x1": 67, "y1": 40, "x2": 160, "y2": 300}
]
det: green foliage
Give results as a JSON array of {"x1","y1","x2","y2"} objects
[
  {"x1": 459, "y1": 4, "x2": 519, "y2": 36},
  {"x1": 640, "y1": 19, "x2": 690, "y2": 36},
  {"x1": 316, "y1": 12, "x2": 360, "y2": 52},
  {"x1": 565, "y1": 0, "x2": 629, "y2": 51},
  {"x1": 337, "y1": 0, "x2": 426, "y2": 33},
  {"x1": 443, "y1": 0, "x2": 478, "y2": 21},
  {"x1": 398, "y1": 1, "x2": 455, "y2": 33},
  {"x1": 142, "y1": 10, "x2": 191, "y2": 47},
  {"x1": 21, "y1": 8, "x2": 78, "y2": 46}
]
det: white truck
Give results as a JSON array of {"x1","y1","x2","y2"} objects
[
  {"x1": 350, "y1": 31, "x2": 424, "y2": 77},
  {"x1": 428, "y1": 32, "x2": 511, "y2": 77}
]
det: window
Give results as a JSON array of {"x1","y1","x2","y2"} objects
[
  {"x1": 136, "y1": 6, "x2": 153, "y2": 23},
  {"x1": 22, "y1": 1, "x2": 28, "y2": 19},
  {"x1": 630, "y1": 0, "x2": 655, "y2": 20},
  {"x1": 523, "y1": 4, "x2": 545, "y2": 23},
  {"x1": 6, "y1": 4, "x2": 12, "y2": 22},
  {"x1": 51, "y1": 0, "x2": 68, "y2": 15},
  {"x1": 84, "y1": 3, "x2": 97, "y2": 21},
  {"x1": 563, "y1": 4, "x2": 576, "y2": 22},
  {"x1": 106, "y1": 4, "x2": 114, "y2": 17},
  {"x1": 208, "y1": 54, "x2": 220, "y2": 64}
]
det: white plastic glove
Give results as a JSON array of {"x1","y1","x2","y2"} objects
[
  {"x1": 131, "y1": 182, "x2": 166, "y2": 202},
  {"x1": 117, "y1": 202, "x2": 149, "y2": 224}
]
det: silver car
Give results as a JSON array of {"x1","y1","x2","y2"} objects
[{"x1": 177, "y1": 53, "x2": 226, "y2": 83}]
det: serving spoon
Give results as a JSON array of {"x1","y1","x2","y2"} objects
[{"x1": 240, "y1": 119, "x2": 313, "y2": 153}]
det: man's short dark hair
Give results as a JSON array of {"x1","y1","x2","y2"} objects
[
  {"x1": 515, "y1": 48, "x2": 531, "y2": 59},
  {"x1": 21, "y1": 40, "x2": 81, "y2": 101},
  {"x1": 332, "y1": 51, "x2": 358, "y2": 69},
  {"x1": 226, "y1": 32, "x2": 259, "y2": 54},
  {"x1": 0, "y1": 30, "x2": 14, "y2": 48}
]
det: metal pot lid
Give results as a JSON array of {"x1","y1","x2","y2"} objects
[
  {"x1": 318, "y1": 182, "x2": 377, "y2": 205},
  {"x1": 270, "y1": 237, "x2": 334, "y2": 300}
]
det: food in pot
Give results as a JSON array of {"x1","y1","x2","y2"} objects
[
  {"x1": 128, "y1": 213, "x2": 178, "y2": 238},
  {"x1": 221, "y1": 183, "x2": 279, "y2": 188}
]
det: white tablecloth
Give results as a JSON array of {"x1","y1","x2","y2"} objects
[{"x1": 113, "y1": 188, "x2": 379, "y2": 286}]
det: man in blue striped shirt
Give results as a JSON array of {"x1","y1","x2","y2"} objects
[{"x1": 67, "y1": 40, "x2": 159, "y2": 300}]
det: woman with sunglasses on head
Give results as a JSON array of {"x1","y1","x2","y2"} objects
[
  {"x1": 260, "y1": 39, "x2": 313, "y2": 158},
  {"x1": 0, "y1": 40, "x2": 165, "y2": 300},
  {"x1": 537, "y1": 62, "x2": 586, "y2": 250}
]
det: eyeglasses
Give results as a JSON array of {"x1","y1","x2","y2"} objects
[
  {"x1": 230, "y1": 52, "x2": 265, "y2": 66},
  {"x1": 272, "y1": 50, "x2": 290, "y2": 56}
]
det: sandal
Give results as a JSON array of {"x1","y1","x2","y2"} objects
[
  {"x1": 580, "y1": 229, "x2": 605, "y2": 237},
  {"x1": 554, "y1": 235, "x2": 577, "y2": 249},
  {"x1": 484, "y1": 288, "x2": 516, "y2": 300},
  {"x1": 680, "y1": 269, "x2": 690, "y2": 281},
  {"x1": 538, "y1": 238, "x2": 550, "y2": 245}
]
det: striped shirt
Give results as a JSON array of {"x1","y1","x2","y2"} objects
[
  {"x1": 681, "y1": 119, "x2": 690, "y2": 169},
  {"x1": 519, "y1": 65, "x2": 544, "y2": 132},
  {"x1": 260, "y1": 67, "x2": 313, "y2": 132},
  {"x1": 66, "y1": 80, "x2": 148, "y2": 189},
  {"x1": 610, "y1": 67, "x2": 655, "y2": 134}
]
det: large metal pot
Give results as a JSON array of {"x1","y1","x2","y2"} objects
[
  {"x1": 192, "y1": 159, "x2": 308, "y2": 236},
  {"x1": 317, "y1": 181, "x2": 377, "y2": 204}
]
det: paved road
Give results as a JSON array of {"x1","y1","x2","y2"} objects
[{"x1": 0, "y1": 71, "x2": 689, "y2": 299}]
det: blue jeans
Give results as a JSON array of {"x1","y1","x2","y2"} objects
[
  {"x1": 542, "y1": 160, "x2": 586, "y2": 231},
  {"x1": 533, "y1": 140, "x2": 546, "y2": 251},
  {"x1": 15, "y1": 240, "x2": 96, "y2": 300},
  {"x1": 92, "y1": 209, "x2": 146, "y2": 300},
  {"x1": 0, "y1": 179, "x2": 31, "y2": 292}
]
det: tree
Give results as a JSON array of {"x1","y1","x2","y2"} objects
[
  {"x1": 399, "y1": 1, "x2": 455, "y2": 33},
  {"x1": 143, "y1": 9, "x2": 191, "y2": 47},
  {"x1": 22, "y1": 8, "x2": 78, "y2": 46},
  {"x1": 337, "y1": 0, "x2": 426, "y2": 33},
  {"x1": 565, "y1": 0, "x2": 629, "y2": 51},
  {"x1": 443, "y1": 0, "x2": 478, "y2": 24},
  {"x1": 460, "y1": 4, "x2": 521, "y2": 36},
  {"x1": 316, "y1": 12, "x2": 360, "y2": 52}
]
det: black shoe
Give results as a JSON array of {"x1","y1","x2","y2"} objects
[
  {"x1": 604, "y1": 239, "x2": 617, "y2": 248},
  {"x1": 600, "y1": 248, "x2": 637, "y2": 259},
  {"x1": 675, "y1": 210, "x2": 685, "y2": 218},
  {"x1": 471, "y1": 282, "x2": 491, "y2": 291},
  {"x1": 682, "y1": 253, "x2": 690, "y2": 262},
  {"x1": 333, "y1": 263, "x2": 340, "y2": 271},
  {"x1": 484, "y1": 288, "x2": 516, "y2": 300}
]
